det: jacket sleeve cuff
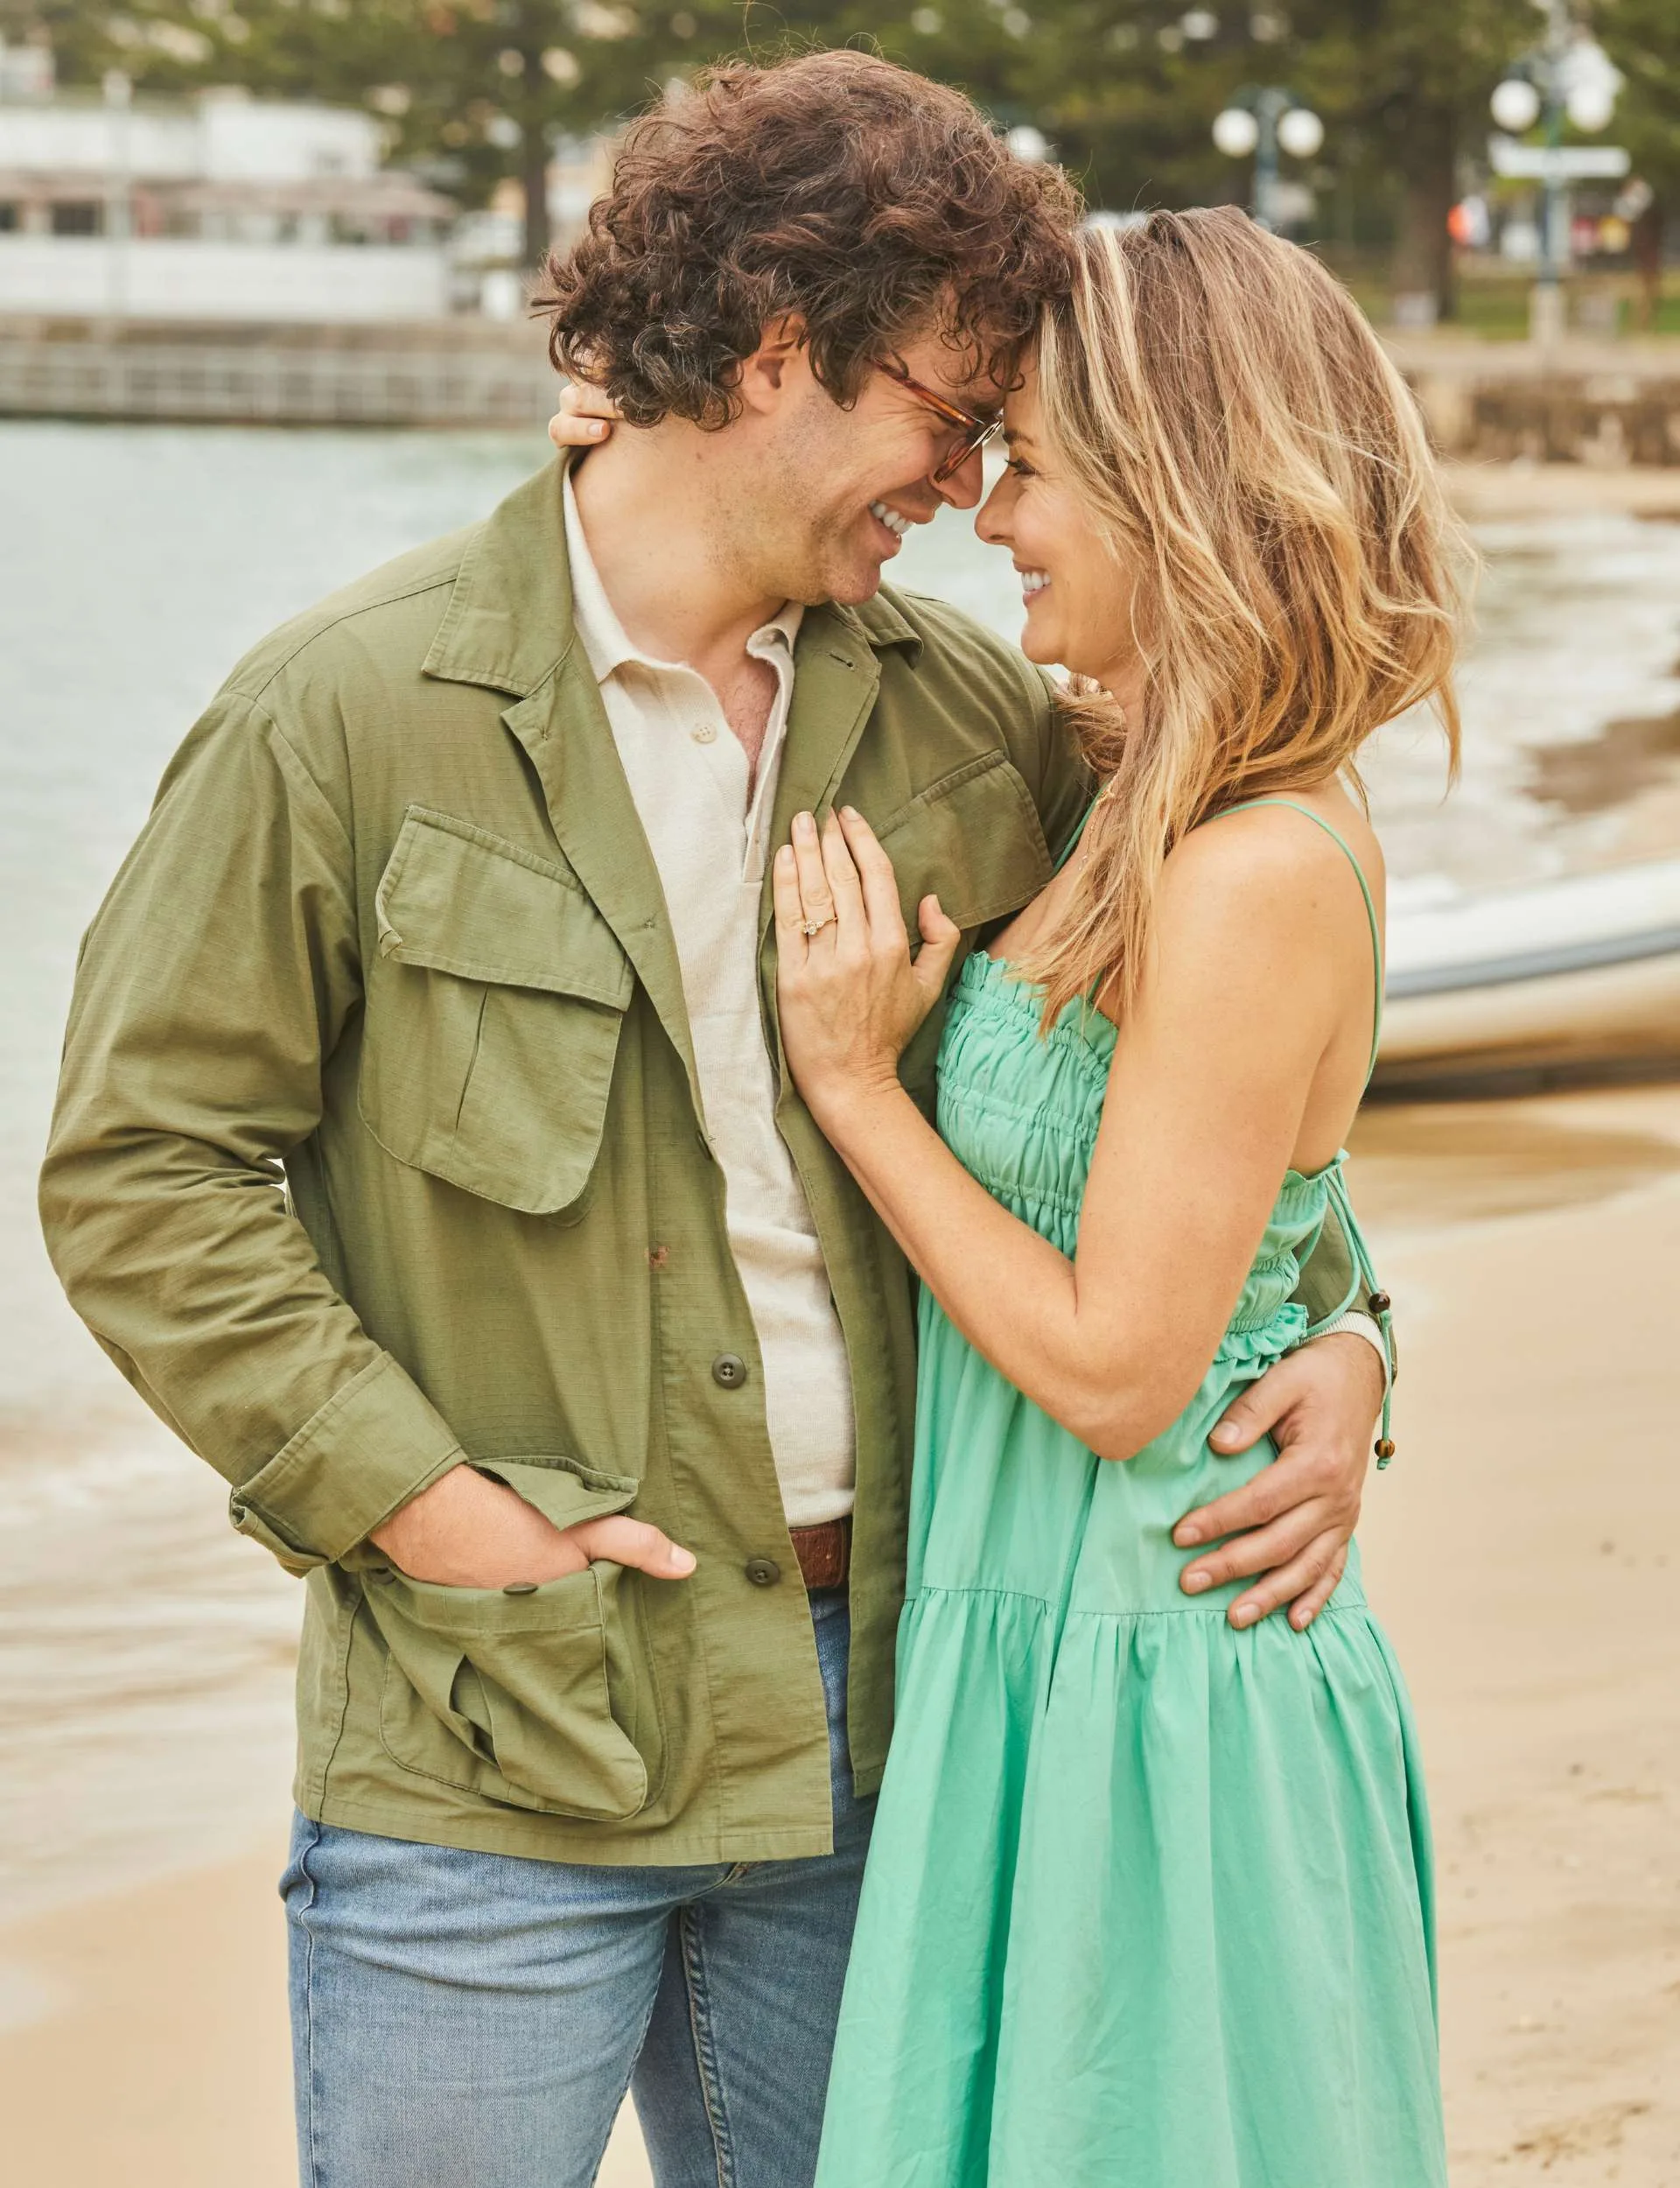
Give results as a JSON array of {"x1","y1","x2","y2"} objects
[
  {"x1": 1306, "y1": 1308, "x2": 1393, "y2": 1392},
  {"x1": 228, "y1": 1351, "x2": 465, "y2": 1574}
]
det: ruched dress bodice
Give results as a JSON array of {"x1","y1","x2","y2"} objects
[{"x1": 910, "y1": 950, "x2": 1348, "y2": 1616}]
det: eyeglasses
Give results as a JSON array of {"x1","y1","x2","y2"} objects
[{"x1": 874, "y1": 358, "x2": 1003, "y2": 484}]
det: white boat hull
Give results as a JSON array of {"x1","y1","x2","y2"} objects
[{"x1": 1376, "y1": 860, "x2": 1680, "y2": 1090}]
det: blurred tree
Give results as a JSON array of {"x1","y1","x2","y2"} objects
[
  {"x1": 832, "y1": 0, "x2": 1539, "y2": 318},
  {"x1": 829, "y1": 0, "x2": 1248, "y2": 211},
  {"x1": 1601, "y1": 0, "x2": 1680, "y2": 326},
  {"x1": 0, "y1": 0, "x2": 124, "y2": 83},
  {"x1": 742, "y1": 0, "x2": 1536, "y2": 316}
]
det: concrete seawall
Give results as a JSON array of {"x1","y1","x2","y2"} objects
[{"x1": 1390, "y1": 338, "x2": 1680, "y2": 467}]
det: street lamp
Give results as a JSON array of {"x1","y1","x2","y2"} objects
[
  {"x1": 1213, "y1": 88, "x2": 1322, "y2": 233},
  {"x1": 1490, "y1": 2, "x2": 1625, "y2": 346}
]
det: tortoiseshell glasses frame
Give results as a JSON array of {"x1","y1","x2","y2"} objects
[{"x1": 874, "y1": 358, "x2": 1004, "y2": 484}]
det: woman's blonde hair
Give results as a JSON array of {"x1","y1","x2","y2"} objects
[{"x1": 1021, "y1": 206, "x2": 1468, "y2": 1023}]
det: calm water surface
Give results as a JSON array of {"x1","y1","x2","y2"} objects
[{"x1": 4, "y1": 421, "x2": 1679, "y2": 1921}]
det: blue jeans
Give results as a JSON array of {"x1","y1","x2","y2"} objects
[{"x1": 283, "y1": 1588, "x2": 872, "y2": 2188}]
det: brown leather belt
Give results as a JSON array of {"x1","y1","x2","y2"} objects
[{"x1": 788, "y1": 1515, "x2": 851, "y2": 1592}]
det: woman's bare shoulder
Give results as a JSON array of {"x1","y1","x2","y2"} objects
[
  {"x1": 1137, "y1": 788, "x2": 1384, "y2": 1034},
  {"x1": 1162, "y1": 786, "x2": 1384, "y2": 914}
]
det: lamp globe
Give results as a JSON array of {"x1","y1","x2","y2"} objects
[
  {"x1": 1491, "y1": 77, "x2": 1542, "y2": 133},
  {"x1": 1277, "y1": 107, "x2": 1323, "y2": 158},
  {"x1": 1213, "y1": 107, "x2": 1260, "y2": 158}
]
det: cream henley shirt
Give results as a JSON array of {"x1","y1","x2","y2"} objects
[{"x1": 564, "y1": 475, "x2": 858, "y2": 1528}]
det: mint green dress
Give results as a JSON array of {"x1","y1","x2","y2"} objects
[{"x1": 816, "y1": 803, "x2": 1445, "y2": 2188}]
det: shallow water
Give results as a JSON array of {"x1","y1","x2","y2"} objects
[
  {"x1": 4, "y1": 422, "x2": 1679, "y2": 1918},
  {"x1": 1363, "y1": 510, "x2": 1680, "y2": 905}
]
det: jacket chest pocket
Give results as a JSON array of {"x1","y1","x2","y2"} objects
[
  {"x1": 872, "y1": 754, "x2": 1054, "y2": 1103},
  {"x1": 358, "y1": 808, "x2": 634, "y2": 1217}
]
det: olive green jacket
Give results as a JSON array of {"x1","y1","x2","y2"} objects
[{"x1": 40, "y1": 459, "x2": 1364, "y2": 1864}]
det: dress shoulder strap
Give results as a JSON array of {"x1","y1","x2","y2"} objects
[
  {"x1": 1052, "y1": 795, "x2": 1119, "y2": 1013},
  {"x1": 1211, "y1": 796, "x2": 1384, "y2": 1080},
  {"x1": 1053, "y1": 794, "x2": 1102, "y2": 875}
]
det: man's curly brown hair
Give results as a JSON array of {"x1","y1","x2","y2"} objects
[{"x1": 535, "y1": 49, "x2": 1081, "y2": 427}]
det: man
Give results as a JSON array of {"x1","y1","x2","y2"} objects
[{"x1": 40, "y1": 51, "x2": 1387, "y2": 2188}]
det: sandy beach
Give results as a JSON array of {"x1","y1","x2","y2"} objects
[
  {"x1": 0, "y1": 1850, "x2": 650, "y2": 2184},
  {"x1": 0, "y1": 1079, "x2": 1674, "y2": 2184}
]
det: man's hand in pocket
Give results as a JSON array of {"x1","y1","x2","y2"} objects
[{"x1": 370, "y1": 1464, "x2": 696, "y2": 1588}]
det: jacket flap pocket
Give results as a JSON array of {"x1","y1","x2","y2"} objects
[
  {"x1": 360, "y1": 810, "x2": 634, "y2": 1216},
  {"x1": 873, "y1": 754, "x2": 1052, "y2": 934},
  {"x1": 475, "y1": 1456, "x2": 639, "y2": 1532},
  {"x1": 376, "y1": 807, "x2": 634, "y2": 1011},
  {"x1": 368, "y1": 1560, "x2": 654, "y2": 1821}
]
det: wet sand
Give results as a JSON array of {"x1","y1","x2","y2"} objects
[
  {"x1": 0, "y1": 1850, "x2": 654, "y2": 2184},
  {"x1": 3, "y1": 1081, "x2": 1677, "y2": 2184},
  {"x1": 1442, "y1": 458, "x2": 1680, "y2": 526}
]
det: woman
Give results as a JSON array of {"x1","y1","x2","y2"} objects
[{"x1": 556, "y1": 208, "x2": 1463, "y2": 2184}]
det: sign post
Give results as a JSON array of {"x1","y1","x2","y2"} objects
[
  {"x1": 1488, "y1": 141, "x2": 1632, "y2": 182},
  {"x1": 1489, "y1": 138, "x2": 1630, "y2": 347}
]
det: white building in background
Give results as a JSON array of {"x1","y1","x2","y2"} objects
[
  {"x1": 0, "y1": 63, "x2": 456, "y2": 322},
  {"x1": 451, "y1": 137, "x2": 619, "y2": 318}
]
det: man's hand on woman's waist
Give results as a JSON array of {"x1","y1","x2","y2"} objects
[{"x1": 1171, "y1": 1331, "x2": 1386, "y2": 1634}]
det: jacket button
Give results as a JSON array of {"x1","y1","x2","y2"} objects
[
  {"x1": 711, "y1": 1353, "x2": 748, "y2": 1389},
  {"x1": 1368, "y1": 1291, "x2": 1392, "y2": 1315},
  {"x1": 502, "y1": 1581, "x2": 539, "y2": 1595},
  {"x1": 745, "y1": 1557, "x2": 781, "y2": 1587}
]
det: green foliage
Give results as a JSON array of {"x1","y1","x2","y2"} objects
[
  {"x1": 836, "y1": 0, "x2": 1253, "y2": 210},
  {"x1": 1600, "y1": 0, "x2": 1680, "y2": 194}
]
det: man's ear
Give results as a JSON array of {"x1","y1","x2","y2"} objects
[{"x1": 735, "y1": 314, "x2": 811, "y2": 417}]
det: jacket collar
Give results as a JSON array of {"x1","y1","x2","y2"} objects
[
  {"x1": 833, "y1": 586, "x2": 923, "y2": 663},
  {"x1": 422, "y1": 459, "x2": 578, "y2": 698}
]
